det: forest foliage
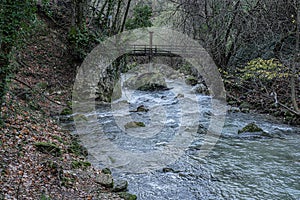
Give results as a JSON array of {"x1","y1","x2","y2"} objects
[{"x1": 0, "y1": 0, "x2": 299, "y2": 121}]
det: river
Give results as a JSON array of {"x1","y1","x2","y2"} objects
[{"x1": 67, "y1": 72, "x2": 300, "y2": 200}]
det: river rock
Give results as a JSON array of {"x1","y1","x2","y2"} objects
[
  {"x1": 239, "y1": 102, "x2": 251, "y2": 113},
  {"x1": 162, "y1": 167, "x2": 180, "y2": 173},
  {"x1": 124, "y1": 121, "x2": 145, "y2": 129},
  {"x1": 191, "y1": 83, "x2": 208, "y2": 94},
  {"x1": 238, "y1": 122, "x2": 263, "y2": 134},
  {"x1": 228, "y1": 106, "x2": 241, "y2": 113},
  {"x1": 118, "y1": 192, "x2": 137, "y2": 200},
  {"x1": 130, "y1": 105, "x2": 149, "y2": 112},
  {"x1": 124, "y1": 72, "x2": 168, "y2": 91},
  {"x1": 95, "y1": 173, "x2": 113, "y2": 188},
  {"x1": 238, "y1": 122, "x2": 271, "y2": 138},
  {"x1": 112, "y1": 180, "x2": 128, "y2": 192},
  {"x1": 176, "y1": 93, "x2": 184, "y2": 98},
  {"x1": 101, "y1": 168, "x2": 112, "y2": 175},
  {"x1": 185, "y1": 76, "x2": 198, "y2": 86}
]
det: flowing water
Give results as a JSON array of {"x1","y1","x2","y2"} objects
[{"x1": 66, "y1": 73, "x2": 300, "y2": 200}]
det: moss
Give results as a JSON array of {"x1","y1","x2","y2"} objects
[
  {"x1": 66, "y1": 101, "x2": 72, "y2": 107},
  {"x1": 36, "y1": 82, "x2": 48, "y2": 89},
  {"x1": 60, "y1": 108, "x2": 72, "y2": 115},
  {"x1": 34, "y1": 142, "x2": 61, "y2": 157},
  {"x1": 67, "y1": 139, "x2": 88, "y2": 157},
  {"x1": 118, "y1": 192, "x2": 137, "y2": 200},
  {"x1": 61, "y1": 177, "x2": 76, "y2": 187},
  {"x1": 52, "y1": 135, "x2": 65, "y2": 144},
  {"x1": 71, "y1": 160, "x2": 91, "y2": 169},
  {"x1": 238, "y1": 122, "x2": 264, "y2": 134},
  {"x1": 239, "y1": 102, "x2": 251, "y2": 109},
  {"x1": 102, "y1": 168, "x2": 112, "y2": 175},
  {"x1": 43, "y1": 160, "x2": 59, "y2": 171},
  {"x1": 40, "y1": 194, "x2": 51, "y2": 200},
  {"x1": 185, "y1": 76, "x2": 198, "y2": 86}
]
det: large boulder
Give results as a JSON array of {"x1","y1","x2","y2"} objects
[
  {"x1": 124, "y1": 72, "x2": 168, "y2": 91},
  {"x1": 191, "y1": 83, "x2": 209, "y2": 95}
]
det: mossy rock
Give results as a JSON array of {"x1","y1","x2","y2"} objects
[
  {"x1": 68, "y1": 140, "x2": 88, "y2": 157},
  {"x1": 239, "y1": 102, "x2": 252, "y2": 109},
  {"x1": 102, "y1": 168, "x2": 112, "y2": 175},
  {"x1": 238, "y1": 123, "x2": 264, "y2": 134},
  {"x1": 96, "y1": 173, "x2": 114, "y2": 188},
  {"x1": 228, "y1": 101, "x2": 237, "y2": 105},
  {"x1": 185, "y1": 76, "x2": 198, "y2": 86},
  {"x1": 71, "y1": 161, "x2": 91, "y2": 169},
  {"x1": 34, "y1": 142, "x2": 61, "y2": 157},
  {"x1": 112, "y1": 180, "x2": 128, "y2": 192},
  {"x1": 73, "y1": 114, "x2": 88, "y2": 121},
  {"x1": 61, "y1": 108, "x2": 73, "y2": 115},
  {"x1": 66, "y1": 101, "x2": 72, "y2": 107},
  {"x1": 124, "y1": 121, "x2": 145, "y2": 129},
  {"x1": 52, "y1": 135, "x2": 65, "y2": 144},
  {"x1": 118, "y1": 192, "x2": 137, "y2": 200}
]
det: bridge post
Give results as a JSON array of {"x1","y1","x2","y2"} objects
[{"x1": 149, "y1": 31, "x2": 153, "y2": 62}]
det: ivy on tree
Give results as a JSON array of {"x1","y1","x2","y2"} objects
[
  {"x1": 125, "y1": 4, "x2": 153, "y2": 30},
  {"x1": 0, "y1": 0, "x2": 36, "y2": 122}
]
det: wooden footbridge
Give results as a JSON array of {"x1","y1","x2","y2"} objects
[
  {"x1": 126, "y1": 44, "x2": 201, "y2": 58},
  {"x1": 124, "y1": 32, "x2": 203, "y2": 59}
]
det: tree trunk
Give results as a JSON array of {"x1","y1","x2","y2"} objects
[
  {"x1": 120, "y1": 0, "x2": 131, "y2": 32},
  {"x1": 0, "y1": 43, "x2": 12, "y2": 122},
  {"x1": 112, "y1": 0, "x2": 122, "y2": 34},
  {"x1": 72, "y1": 0, "x2": 88, "y2": 30},
  {"x1": 291, "y1": 5, "x2": 300, "y2": 113}
]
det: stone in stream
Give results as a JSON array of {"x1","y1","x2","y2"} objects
[
  {"x1": 101, "y1": 168, "x2": 112, "y2": 175},
  {"x1": 129, "y1": 105, "x2": 149, "y2": 112},
  {"x1": 117, "y1": 192, "x2": 137, "y2": 200},
  {"x1": 191, "y1": 83, "x2": 209, "y2": 94},
  {"x1": 176, "y1": 93, "x2": 184, "y2": 98},
  {"x1": 95, "y1": 173, "x2": 113, "y2": 188},
  {"x1": 112, "y1": 180, "x2": 128, "y2": 192},
  {"x1": 124, "y1": 121, "x2": 146, "y2": 129},
  {"x1": 162, "y1": 167, "x2": 181, "y2": 173},
  {"x1": 185, "y1": 76, "x2": 198, "y2": 86},
  {"x1": 228, "y1": 106, "x2": 241, "y2": 113},
  {"x1": 238, "y1": 122, "x2": 272, "y2": 138},
  {"x1": 239, "y1": 102, "x2": 252, "y2": 113}
]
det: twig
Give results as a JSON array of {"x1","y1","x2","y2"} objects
[{"x1": 270, "y1": 92, "x2": 300, "y2": 116}]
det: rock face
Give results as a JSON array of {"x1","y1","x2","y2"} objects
[{"x1": 124, "y1": 72, "x2": 168, "y2": 91}]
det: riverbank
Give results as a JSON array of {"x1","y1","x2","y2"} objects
[{"x1": 0, "y1": 14, "x2": 135, "y2": 199}]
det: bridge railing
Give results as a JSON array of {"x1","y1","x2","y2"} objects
[{"x1": 125, "y1": 44, "x2": 204, "y2": 57}]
